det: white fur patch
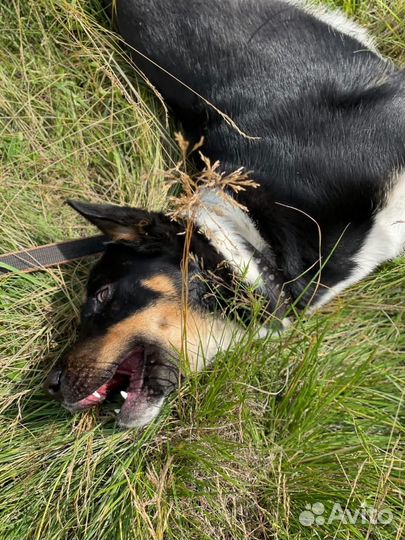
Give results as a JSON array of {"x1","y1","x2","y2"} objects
[
  {"x1": 314, "y1": 172, "x2": 405, "y2": 308},
  {"x1": 194, "y1": 189, "x2": 268, "y2": 289},
  {"x1": 192, "y1": 314, "x2": 243, "y2": 369}
]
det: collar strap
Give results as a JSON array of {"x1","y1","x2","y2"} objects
[
  {"x1": 0, "y1": 235, "x2": 107, "y2": 276},
  {"x1": 247, "y1": 243, "x2": 292, "y2": 319}
]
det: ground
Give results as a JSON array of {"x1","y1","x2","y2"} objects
[{"x1": 0, "y1": 1, "x2": 404, "y2": 539}]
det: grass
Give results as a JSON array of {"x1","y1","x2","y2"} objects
[{"x1": 0, "y1": 0, "x2": 404, "y2": 538}]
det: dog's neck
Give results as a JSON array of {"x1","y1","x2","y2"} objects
[{"x1": 189, "y1": 188, "x2": 291, "y2": 319}]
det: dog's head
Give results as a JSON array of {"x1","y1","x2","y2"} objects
[{"x1": 45, "y1": 201, "x2": 238, "y2": 428}]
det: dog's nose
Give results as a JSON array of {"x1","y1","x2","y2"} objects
[{"x1": 45, "y1": 365, "x2": 63, "y2": 400}]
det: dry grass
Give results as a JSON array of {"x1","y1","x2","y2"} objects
[{"x1": 0, "y1": 1, "x2": 404, "y2": 539}]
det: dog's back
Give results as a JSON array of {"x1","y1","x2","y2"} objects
[{"x1": 112, "y1": 0, "x2": 405, "y2": 305}]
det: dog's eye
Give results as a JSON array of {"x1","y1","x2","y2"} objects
[{"x1": 95, "y1": 285, "x2": 112, "y2": 304}]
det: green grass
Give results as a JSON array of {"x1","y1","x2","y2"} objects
[{"x1": 0, "y1": 0, "x2": 404, "y2": 538}]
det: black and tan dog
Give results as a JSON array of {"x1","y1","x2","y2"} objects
[{"x1": 45, "y1": 0, "x2": 405, "y2": 428}]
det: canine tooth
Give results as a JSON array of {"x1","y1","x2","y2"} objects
[
  {"x1": 114, "y1": 409, "x2": 120, "y2": 414},
  {"x1": 120, "y1": 391, "x2": 128, "y2": 399},
  {"x1": 93, "y1": 391, "x2": 101, "y2": 398}
]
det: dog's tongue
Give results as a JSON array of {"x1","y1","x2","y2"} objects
[
  {"x1": 119, "y1": 378, "x2": 149, "y2": 425},
  {"x1": 116, "y1": 349, "x2": 145, "y2": 377},
  {"x1": 118, "y1": 350, "x2": 146, "y2": 412}
]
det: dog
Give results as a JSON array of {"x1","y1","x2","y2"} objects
[{"x1": 45, "y1": 0, "x2": 405, "y2": 428}]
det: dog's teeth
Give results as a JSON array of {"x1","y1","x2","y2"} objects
[
  {"x1": 93, "y1": 391, "x2": 101, "y2": 398},
  {"x1": 120, "y1": 391, "x2": 128, "y2": 399},
  {"x1": 114, "y1": 409, "x2": 120, "y2": 414}
]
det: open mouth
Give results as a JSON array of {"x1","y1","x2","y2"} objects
[
  {"x1": 68, "y1": 347, "x2": 147, "y2": 422},
  {"x1": 65, "y1": 345, "x2": 177, "y2": 428}
]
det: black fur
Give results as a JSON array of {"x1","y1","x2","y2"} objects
[
  {"x1": 46, "y1": 0, "x2": 405, "y2": 425},
  {"x1": 67, "y1": 200, "x2": 253, "y2": 317},
  {"x1": 111, "y1": 0, "x2": 405, "y2": 305}
]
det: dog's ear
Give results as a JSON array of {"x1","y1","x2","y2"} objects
[{"x1": 67, "y1": 200, "x2": 177, "y2": 244}]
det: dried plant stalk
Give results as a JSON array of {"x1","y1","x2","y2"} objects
[
  {"x1": 164, "y1": 133, "x2": 259, "y2": 366},
  {"x1": 166, "y1": 133, "x2": 259, "y2": 223}
]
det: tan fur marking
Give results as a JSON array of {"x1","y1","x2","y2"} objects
[
  {"x1": 70, "y1": 299, "x2": 239, "y2": 374},
  {"x1": 141, "y1": 275, "x2": 177, "y2": 296},
  {"x1": 99, "y1": 301, "x2": 197, "y2": 369}
]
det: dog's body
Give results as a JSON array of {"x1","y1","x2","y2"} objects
[
  {"x1": 46, "y1": 0, "x2": 405, "y2": 427},
  {"x1": 115, "y1": 0, "x2": 405, "y2": 308}
]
